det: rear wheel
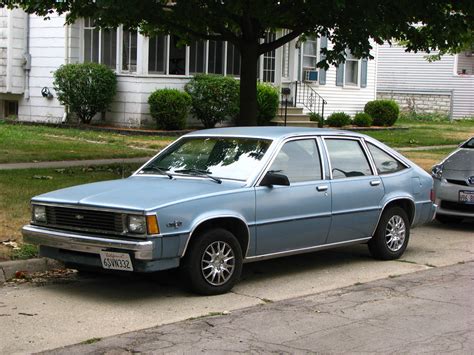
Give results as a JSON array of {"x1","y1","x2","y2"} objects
[
  {"x1": 435, "y1": 214, "x2": 463, "y2": 224},
  {"x1": 369, "y1": 206, "x2": 410, "y2": 260},
  {"x1": 181, "y1": 228, "x2": 243, "y2": 295}
]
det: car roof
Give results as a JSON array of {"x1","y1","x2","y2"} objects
[{"x1": 185, "y1": 126, "x2": 368, "y2": 140}]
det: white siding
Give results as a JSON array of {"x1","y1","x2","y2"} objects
[
  {"x1": 0, "y1": 8, "x2": 26, "y2": 95},
  {"x1": 377, "y1": 43, "x2": 474, "y2": 118},
  {"x1": 18, "y1": 13, "x2": 66, "y2": 123}
]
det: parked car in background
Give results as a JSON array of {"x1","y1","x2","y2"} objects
[
  {"x1": 432, "y1": 137, "x2": 474, "y2": 223},
  {"x1": 22, "y1": 127, "x2": 436, "y2": 295}
]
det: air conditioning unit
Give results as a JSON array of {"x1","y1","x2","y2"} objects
[{"x1": 304, "y1": 69, "x2": 318, "y2": 82}]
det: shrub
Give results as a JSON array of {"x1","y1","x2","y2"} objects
[
  {"x1": 326, "y1": 112, "x2": 351, "y2": 127},
  {"x1": 53, "y1": 63, "x2": 117, "y2": 124},
  {"x1": 353, "y1": 112, "x2": 373, "y2": 127},
  {"x1": 364, "y1": 100, "x2": 399, "y2": 126},
  {"x1": 185, "y1": 74, "x2": 239, "y2": 128},
  {"x1": 309, "y1": 112, "x2": 324, "y2": 128},
  {"x1": 148, "y1": 89, "x2": 191, "y2": 130},
  {"x1": 256, "y1": 83, "x2": 279, "y2": 126}
]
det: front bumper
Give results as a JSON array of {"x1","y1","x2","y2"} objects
[
  {"x1": 434, "y1": 179, "x2": 474, "y2": 218},
  {"x1": 22, "y1": 225, "x2": 156, "y2": 260}
]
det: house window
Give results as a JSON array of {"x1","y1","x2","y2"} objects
[
  {"x1": 122, "y1": 29, "x2": 137, "y2": 72},
  {"x1": 83, "y1": 18, "x2": 117, "y2": 69},
  {"x1": 281, "y1": 30, "x2": 290, "y2": 78},
  {"x1": 263, "y1": 32, "x2": 276, "y2": 82},
  {"x1": 303, "y1": 36, "x2": 318, "y2": 69},
  {"x1": 83, "y1": 18, "x2": 99, "y2": 63},
  {"x1": 4, "y1": 100, "x2": 18, "y2": 118},
  {"x1": 208, "y1": 40, "x2": 225, "y2": 74},
  {"x1": 226, "y1": 42, "x2": 240, "y2": 76},
  {"x1": 169, "y1": 35, "x2": 186, "y2": 75},
  {"x1": 345, "y1": 52, "x2": 359, "y2": 86},
  {"x1": 148, "y1": 35, "x2": 167, "y2": 74},
  {"x1": 190, "y1": 41, "x2": 206, "y2": 74},
  {"x1": 456, "y1": 51, "x2": 474, "y2": 75}
]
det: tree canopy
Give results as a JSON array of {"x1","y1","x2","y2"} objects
[{"x1": 2, "y1": 0, "x2": 473, "y2": 126}]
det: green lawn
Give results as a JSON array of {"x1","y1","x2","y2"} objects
[
  {"x1": 359, "y1": 118, "x2": 474, "y2": 148},
  {"x1": 0, "y1": 122, "x2": 173, "y2": 163},
  {"x1": 0, "y1": 164, "x2": 142, "y2": 260}
]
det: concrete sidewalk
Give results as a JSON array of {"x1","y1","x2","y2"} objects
[
  {"x1": 0, "y1": 157, "x2": 150, "y2": 170},
  {"x1": 49, "y1": 262, "x2": 474, "y2": 354}
]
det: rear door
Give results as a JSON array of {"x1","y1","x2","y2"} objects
[{"x1": 324, "y1": 137, "x2": 384, "y2": 243}]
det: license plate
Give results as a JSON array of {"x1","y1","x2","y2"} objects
[
  {"x1": 100, "y1": 251, "x2": 133, "y2": 271},
  {"x1": 459, "y1": 190, "x2": 474, "y2": 204}
]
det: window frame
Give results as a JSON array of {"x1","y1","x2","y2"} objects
[
  {"x1": 322, "y1": 136, "x2": 376, "y2": 180},
  {"x1": 343, "y1": 51, "x2": 361, "y2": 88}
]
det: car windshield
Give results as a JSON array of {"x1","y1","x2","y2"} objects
[
  {"x1": 461, "y1": 137, "x2": 474, "y2": 149},
  {"x1": 139, "y1": 137, "x2": 272, "y2": 181}
]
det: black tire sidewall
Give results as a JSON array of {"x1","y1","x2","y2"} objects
[
  {"x1": 182, "y1": 228, "x2": 243, "y2": 295},
  {"x1": 369, "y1": 206, "x2": 410, "y2": 260}
]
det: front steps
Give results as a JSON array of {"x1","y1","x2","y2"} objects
[{"x1": 272, "y1": 106, "x2": 319, "y2": 127}]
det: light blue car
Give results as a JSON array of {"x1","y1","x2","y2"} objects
[{"x1": 23, "y1": 127, "x2": 436, "y2": 294}]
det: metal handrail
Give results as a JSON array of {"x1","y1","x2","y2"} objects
[{"x1": 292, "y1": 81, "x2": 327, "y2": 120}]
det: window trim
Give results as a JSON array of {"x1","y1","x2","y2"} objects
[
  {"x1": 255, "y1": 136, "x2": 326, "y2": 186},
  {"x1": 343, "y1": 57, "x2": 361, "y2": 88},
  {"x1": 322, "y1": 136, "x2": 376, "y2": 180}
]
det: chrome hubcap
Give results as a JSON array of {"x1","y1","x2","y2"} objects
[
  {"x1": 201, "y1": 241, "x2": 235, "y2": 286},
  {"x1": 385, "y1": 215, "x2": 406, "y2": 252}
]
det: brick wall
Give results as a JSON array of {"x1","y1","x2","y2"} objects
[{"x1": 377, "y1": 90, "x2": 452, "y2": 117}]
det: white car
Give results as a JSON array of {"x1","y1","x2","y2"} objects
[{"x1": 432, "y1": 137, "x2": 474, "y2": 223}]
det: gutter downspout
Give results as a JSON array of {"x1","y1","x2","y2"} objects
[
  {"x1": 23, "y1": 13, "x2": 31, "y2": 100},
  {"x1": 62, "y1": 21, "x2": 70, "y2": 123}
]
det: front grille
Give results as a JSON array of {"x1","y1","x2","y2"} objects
[
  {"x1": 45, "y1": 206, "x2": 124, "y2": 234},
  {"x1": 446, "y1": 179, "x2": 469, "y2": 186},
  {"x1": 440, "y1": 200, "x2": 474, "y2": 213}
]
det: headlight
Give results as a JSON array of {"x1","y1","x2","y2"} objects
[
  {"x1": 431, "y1": 164, "x2": 443, "y2": 180},
  {"x1": 127, "y1": 215, "x2": 147, "y2": 234},
  {"x1": 33, "y1": 205, "x2": 47, "y2": 223}
]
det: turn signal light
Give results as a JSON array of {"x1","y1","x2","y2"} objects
[{"x1": 146, "y1": 215, "x2": 160, "y2": 235}]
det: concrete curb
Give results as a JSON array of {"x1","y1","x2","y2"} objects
[{"x1": 0, "y1": 258, "x2": 64, "y2": 284}]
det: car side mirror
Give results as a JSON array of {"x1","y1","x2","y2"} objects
[{"x1": 260, "y1": 171, "x2": 290, "y2": 187}]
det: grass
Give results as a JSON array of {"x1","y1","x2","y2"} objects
[
  {"x1": 399, "y1": 147, "x2": 455, "y2": 171},
  {"x1": 0, "y1": 163, "x2": 141, "y2": 260},
  {"x1": 0, "y1": 121, "x2": 173, "y2": 163},
  {"x1": 11, "y1": 244, "x2": 39, "y2": 260},
  {"x1": 360, "y1": 118, "x2": 474, "y2": 148}
]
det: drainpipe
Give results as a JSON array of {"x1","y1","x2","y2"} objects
[{"x1": 62, "y1": 21, "x2": 70, "y2": 123}]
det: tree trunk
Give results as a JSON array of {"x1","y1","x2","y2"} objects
[{"x1": 237, "y1": 42, "x2": 259, "y2": 126}]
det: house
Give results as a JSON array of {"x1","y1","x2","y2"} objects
[
  {"x1": 377, "y1": 43, "x2": 474, "y2": 119},
  {"x1": 0, "y1": 9, "x2": 378, "y2": 127}
]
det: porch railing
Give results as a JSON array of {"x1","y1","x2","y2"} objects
[{"x1": 291, "y1": 81, "x2": 327, "y2": 120}]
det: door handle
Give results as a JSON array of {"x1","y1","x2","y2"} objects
[
  {"x1": 370, "y1": 180, "x2": 381, "y2": 186},
  {"x1": 316, "y1": 185, "x2": 328, "y2": 192}
]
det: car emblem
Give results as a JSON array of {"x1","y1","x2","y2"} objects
[
  {"x1": 468, "y1": 176, "x2": 474, "y2": 185},
  {"x1": 166, "y1": 220, "x2": 182, "y2": 229},
  {"x1": 75, "y1": 214, "x2": 85, "y2": 220}
]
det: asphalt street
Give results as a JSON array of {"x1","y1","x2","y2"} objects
[
  {"x1": 0, "y1": 220, "x2": 472, "y2": 354},
  {"x1": 48, "y1": 261, "x2": 474, "y2": 354}
]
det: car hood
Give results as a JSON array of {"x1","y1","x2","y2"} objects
[
  {"x1": 32, "y1": 176, "x2": 246, "y2": 212},
  {"x1": 443, "y1": 149, "x2": 474, "y2": 172}
]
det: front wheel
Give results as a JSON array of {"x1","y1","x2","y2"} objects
[
  {"x1": 368, "y1": 206, "x2": 410, "y2": 260},
  {"x1": 181, "y1": 228, "x2": 243, "y2": 295}
]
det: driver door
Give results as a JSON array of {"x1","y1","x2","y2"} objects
[{"x1": 255, "y1": 138, "x2": 331, "y2": 255}]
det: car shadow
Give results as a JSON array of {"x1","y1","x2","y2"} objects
[
  {"x1": 429, "y1": 218, "x2": 474, "y2": 231},
  {"x1": 43, "y1": 243, "x2": 373, "y2": 302}
]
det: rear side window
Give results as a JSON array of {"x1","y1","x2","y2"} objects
[
  {"x1": 367, "y1": 143, "x2": 406, "y2": 175},
  {"x1": 325, "y1": 139, "x2": 372, "y2": 179}
]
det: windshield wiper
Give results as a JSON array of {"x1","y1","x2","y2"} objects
[
  {"x1": 175, "y1": 168, "x2": 222, "y2": 184},
  {"x1": 140, "y1": 166, "x2": 173, "y2": 179}
]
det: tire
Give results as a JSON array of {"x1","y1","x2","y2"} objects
[
  {"x1": 181, "y1": 228, "x2": 243, "y2": 295},
  {"x1": 435, "y1": 214, "x2": 463, "y2": 224},
  {"x1": 368, "y1": 206, "x2": 410, "y2": 260}
]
